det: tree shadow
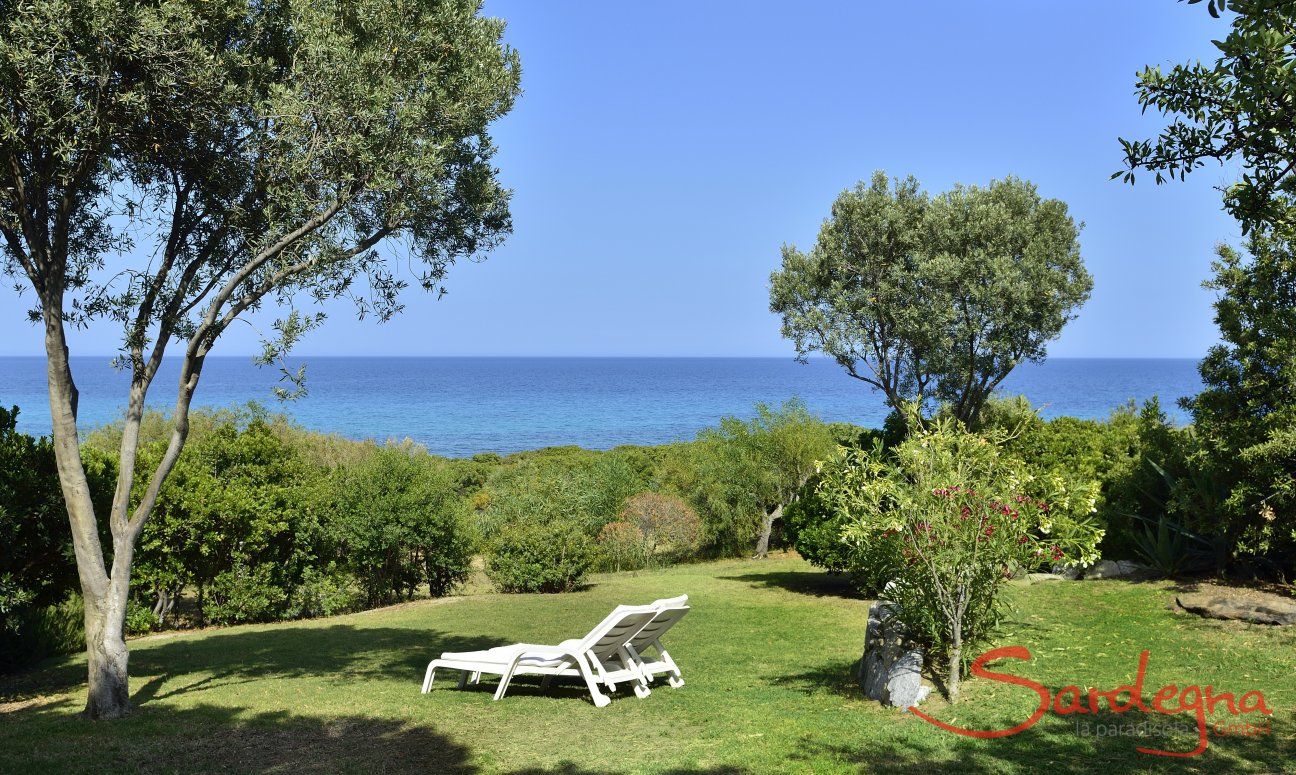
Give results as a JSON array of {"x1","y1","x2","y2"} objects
[
  {"x1": 2, "y1": 698, "x2": 756, "y2": 774},
  {"x1": 2, "y1": 624, "x2": 503, "y2": 706},
  {"x1": 717, "y1": 570, "x2": 863, "y2": 600},
  {"x1": 2, "y1": 700, "x2": 476, "y2": 774},
  {"x1": 816, "y1": 708, "x2": 1295, "y2": 774}
]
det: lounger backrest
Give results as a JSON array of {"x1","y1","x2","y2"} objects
[
  {"x1": 628, "y1": 604, "x2": 689, "y2": 651},
  {"x1": 578, "y1": 609, "x2": 658, "y2": 663}
]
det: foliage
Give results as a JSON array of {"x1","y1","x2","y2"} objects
[
  {"x1": 485, "y1": 519, "x2": 594, "y2": 593},
  {"x1": 672, "y1": 400, "x2": 835, "y2": 555},
  {"x1": 1, "y1": 0, "x2": 520, "y2": 717},
  {"x1": 617, "y1": 492, "x2": 702, "y2": 562},
  {"x1": 1182, "y1": 232, "x2": 1296, "y2": 570},
  {"x1": 0, "y1": 408, "x2": 113, "y2": 669},
  {"x1": 133, "y1": 419, "x2": 322, "y2": 627},
  {"x1": 325, "y1": 447, "x2": 475, "y2": 605},
  {"x1": 479, "y1": 449, "x2": 645, "y2": 541},
  {"x1": 595, "y1": 520, "x2": 649, "y2": 572},
  {"x1": 822, "y1": 418, "x2": 1103, "y2": 700},
  {"x1": 781, "y1": 465, "x2": 855, "y2": 575},
  {"x1": 770, "y1": 172, "x2": 1091, "y2": 427},
  {"x1": 0, "y1": 407, "x2": 114, "y2": 617},
  {"x1": 1117, "y1": 0, "x2": 1296, "y2": 234}
]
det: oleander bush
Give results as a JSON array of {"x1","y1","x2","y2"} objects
[{"x1": 822, "y1": 417, "x2": 1104, "y2": 701}]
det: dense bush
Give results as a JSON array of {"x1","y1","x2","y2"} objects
[
  {"x1": 324, "y1": 446, "x2": 474, "y2": 604},
  {"x1": 618, "y1": 492, "x2": 702, "y2": 562},
  {"x1": 479, "y1": 448, "x2": 645, "y2": 540},
  {"x1": 822, "y1": 418, "x2": 1104, "y2": 701},
  {"x1": 1, "y1": 407, "x2": 114, "y2": 670},
  {"x1": 486, "y1": 519, "x2": 594, "y2": 593},
  {"x1": 133, "y1": 418, "x2": 323, "y2": 626},
  {"x1": 596, "y1": 520, "x2": 649, "y2": 572}
]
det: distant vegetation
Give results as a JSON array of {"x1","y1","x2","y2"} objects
[{"x1": 1, "y1": 399, "x2": 838, "y2": 669}]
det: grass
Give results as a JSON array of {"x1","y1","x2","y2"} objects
[{"x1": 2, "y1": 553, "x2": 1293, "y2": 773}]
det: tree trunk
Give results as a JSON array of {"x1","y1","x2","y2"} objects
[
  {"x1": 42, "y1": 307, "x2": 136, "y2": 719},
  {"x1": 753, "y1": 503, "x2": 783, "y2": 559},
  {"x1": 83, "y1": 586, "x2": 132, "y2": 719},
  {"x1": 947, "y1": 623, "x2": 963, "y2": 704}
]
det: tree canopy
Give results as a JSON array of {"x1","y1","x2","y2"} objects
[
  {"x1": 1116, "y1": 0, "x2": 1296, "y2": 234},
  {"x1": 770, "y1": 172, "x2": 1091, "y2": 428},
  {"x1": 1, "y1": 0, "x2": 519, "y2": 718}
]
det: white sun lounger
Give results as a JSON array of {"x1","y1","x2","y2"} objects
[
  {"x1": 625, "y1": 596, "x2": 690, "y2": 688},
  {"x1": 421, "y1": 606, "x2": 660, "y2": 707},
  {"x1": 421, "y1": 596, "x2": 690, "y2": 707}
]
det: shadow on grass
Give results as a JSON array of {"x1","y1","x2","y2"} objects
[
  {"x1": 2, "y1": 700, "x2": 477, "y2": 774},
  {"x1": 1, "y1": 698, "x2": 756, "y2": 774},
  {"x1": 1, "y1": 624, "x2": 503, "y2": 706},
  {"x1": 803, "y1": 710, "x2": 1294, "y2": 774},
  {"x1": 717, "y1": 570, "x2": 863, "y2": 600},
  {"x1": 772, "y1": 667, "x2": 1293, "y2": 774}
]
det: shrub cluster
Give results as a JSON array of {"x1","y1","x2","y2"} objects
[{"x1": 819, "y1": 417, "x2": 1104, "y2": 700}]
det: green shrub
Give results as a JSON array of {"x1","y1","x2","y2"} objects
[
  {"x1": 821, "y1": 417, "x2": 1104, "y2": 701},
  {"x1": 486, "y1": 519, "x2": 594, "y2": 593},
  {"x1": 326, "y1": 447, "x2": 474, "y2": 604},
  {"x1": 285, "y1": 565, "x2": 361, "y2": 619},
  {"x1": 134, "y1": 418, "x2": 321, "y2": 626},
  {"x1": 0, "y1": 593, "x2": 85, "y2": 672},
  {"x1": 124, "y1": 599, "x2": 161, "y2": 636},
  {"x1": 596, "y1": 520, "x2": 649, "y2": 572},
  {"x1": 0, "y1": 406, "x2": 114, "y2": 670},
  {"x1": 205, "y1": 562, "x2": 290, "y2": 626},
  {"x1": 783, "y1": 463, "x2": 857, "y2": 576},
  {"x1": 618, "y1": 491, "x2": 702, "y2": 562}
]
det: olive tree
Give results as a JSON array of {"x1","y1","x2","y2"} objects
[
  {"x1": 1, "y1": 0, "x2": 519, "y2": 718},
  {"x1": 770, "y1": 172, "x2": 1091, "y2": 429}
]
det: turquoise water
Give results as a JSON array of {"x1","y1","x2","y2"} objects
[{"x1": 0, "y1": 357, "x2": 1202, "y2": 457}]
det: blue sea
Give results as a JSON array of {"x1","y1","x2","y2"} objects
[{"x1": 0, "y1": 357, "x2": 1202, "y2": 457}]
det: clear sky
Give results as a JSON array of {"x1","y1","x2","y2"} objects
[{"x1": 0, "y1": 1, "x2": 1241, "y2": 358}]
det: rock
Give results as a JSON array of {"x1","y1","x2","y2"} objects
[
  {"x1": 1082, "y1": 560, "x2": 1149, "y2": 580},
  {"x1": 1027, "y1": 573, "x2": 1065, "y2": 583},
  {"x1": 1176, "y1": 589, "x2": 1296, "y2": 626},
  {"x1": 1051, "y1": 564, "x2": 1082, "y2": 580},
  {"x1": 859, "y1": 601, "x2": 932, "y2": 710}
]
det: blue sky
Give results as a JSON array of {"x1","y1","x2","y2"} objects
[{"x1": 0, "y1": 1, "x2": 1239, "y2": 358}]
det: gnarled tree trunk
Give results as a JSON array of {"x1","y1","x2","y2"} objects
[{"x1": 753, "y1": 503, "x2": 783, "y2": 559}]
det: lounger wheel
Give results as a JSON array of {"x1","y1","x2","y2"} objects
[{"x1": 668, "y1": 676, "x2": 684, "y2": 689}]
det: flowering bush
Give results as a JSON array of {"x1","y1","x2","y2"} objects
[{"x1": 820, "y1": 419, "x2": 1103, "y2": 701}]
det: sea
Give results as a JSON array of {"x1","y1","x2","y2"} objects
[{"x1": 0, "y1": 356, "x2": 1203, "y2": 458}]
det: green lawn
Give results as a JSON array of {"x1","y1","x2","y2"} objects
[{"x1": 2, "y1": 554, "x2": 1293, "y2": 773}]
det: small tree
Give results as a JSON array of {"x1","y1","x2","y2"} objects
[
  {"x1": 1184, "y1": 233, "x2": 1296, "y2": 568},
  {"x1": 1, "y1": 0, "x2": 519, "y2": 717},
  {"x1": 822, "y1": 419, "x2": 1103, "y2": 702},
  {"x1": 770, "y1": 172, "x2": 1091, "y2": 429},
  {"x1": 687, "y1": 401, "x2": 835, "y2": 558}
]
